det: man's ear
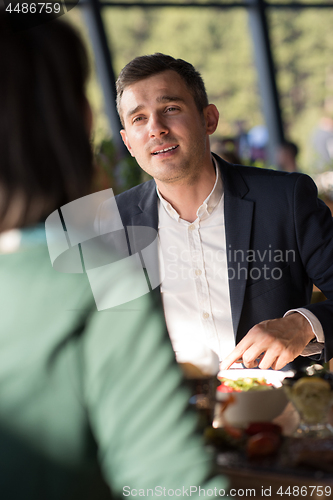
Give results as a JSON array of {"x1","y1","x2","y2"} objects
[
  {"x1": 120, "y1": 129, "x2": 135, "y2": 157},
  {"x1": 204, "y1": 104, "x2": 219, "y2": 136}
]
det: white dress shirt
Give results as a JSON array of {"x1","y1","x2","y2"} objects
[{"x1": 157, "y1": 161, "x2": 324, "y2": 363}]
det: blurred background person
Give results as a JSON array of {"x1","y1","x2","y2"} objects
[
  {"x1": 0, "y1": 12, "x2": 226, "y2": 500},
  {"x1": 211, "y1": 137, "x2": 243, "y2": 165},
  {"x1": 311, "y1": 97, "x2": 333, "y2": 173},
  {"x1": 247, "y1": 125, "x2": 268, "y2": 165},
  {"x1": 276, "y1": 140, "x2": 299, "y2": 172}
]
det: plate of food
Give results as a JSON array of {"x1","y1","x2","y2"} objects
[{"x1": 214, "y1": 369, "x2": 292, "y2": 427}]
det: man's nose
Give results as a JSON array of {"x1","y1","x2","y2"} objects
[{"x1": 149, "y1": 114, "x2": 169, "y2": 137}]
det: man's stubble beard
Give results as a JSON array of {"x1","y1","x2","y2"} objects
[{"x1": 146, "y1": 135, "x2": 208, "y2": 186}]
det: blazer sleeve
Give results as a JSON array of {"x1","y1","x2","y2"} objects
[{"x1": 293, "y1": 173, "x2": 333, "y2": 361}]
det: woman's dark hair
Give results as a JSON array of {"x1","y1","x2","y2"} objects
[
  {"x1": 116, "y1": 53, "x2": 209, "y2": 126},
  {"x1": 0, "y1": 12, "x2": 93, "y2": 230}
]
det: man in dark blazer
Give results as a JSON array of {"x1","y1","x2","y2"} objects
[{"x1": 107, "y1": 53, "x2": 333, "y2": 370}]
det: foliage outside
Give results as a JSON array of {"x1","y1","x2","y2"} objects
[{"x1": 66, "y1": 4, "x2": 333, "y2": 190}]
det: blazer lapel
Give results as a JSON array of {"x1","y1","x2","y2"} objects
[
  {"x1": 130, "y1": 179, "x2": 159, "y2": 231},
  {"x1": 124, "y1": 181, "x2": 160, "y2": 291},
  {"x1": 215, "y1": 155, "x2": 254, "y2": 337}
]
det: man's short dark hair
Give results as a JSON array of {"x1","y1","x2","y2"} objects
[{"x1": 116, "y1": 53, "x2": 209, "y2": 125}]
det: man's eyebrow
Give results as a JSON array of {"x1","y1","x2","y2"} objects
[
  {"x1": 126, "y1": 104, "x2": 144, "y2": 120},
  {"x1": 156, "y1": 95, "x2": 185, "y2": 104}
]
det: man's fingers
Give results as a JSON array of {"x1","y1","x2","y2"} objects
[
  {"x1": 221, "y1": 315, "x2": 311, "y2": 371},
  {"x1": 240, "y1": 344, "x2": 266, "y2": 368},
  {"x1": 220, "y1": 348, "x2": 245, "y2": 370},
  {"x1": 257, "y1": 351, "x2": 279, "y2": 370},
  {"x1": 269, "y1": 350, "x2": 295, "y2": 371},
  {"x1": 220, "y1": 338, "x2": 256, "y2": 369},
  {"x1": 258, "y1": 344, "x2": 296, "y2": 370}
]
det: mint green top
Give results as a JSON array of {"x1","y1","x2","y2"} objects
[{"x1": 0, "y1": 229, "x2": 227, "y2": 499}]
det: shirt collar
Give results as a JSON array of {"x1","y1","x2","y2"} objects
[{"x1": 156, "y1": 157, "x2": 223, "y2": 222}]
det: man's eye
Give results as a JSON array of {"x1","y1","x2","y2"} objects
[
  {"x1": 166, "y1": 107, "x2": 178, "y2": 112},
  {"x1": 133, "y1": 116, "x2": 144, "y2": 123}
]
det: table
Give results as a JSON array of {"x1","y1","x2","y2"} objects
[{"x1": 217, "y1": 404, "x2": 333, "y2": 499}]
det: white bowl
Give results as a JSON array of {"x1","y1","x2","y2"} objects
[{"x1": 214, "y1": 369, "x2": 292, "y2": 428}]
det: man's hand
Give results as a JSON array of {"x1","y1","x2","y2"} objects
[{"x1": 220, "y1": 313, "x2": 315, "y2": 371}]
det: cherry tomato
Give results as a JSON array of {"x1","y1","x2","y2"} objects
[
  {"x1": 246, "y1": 432, "x2": 281, "y2": 458},
  {"x1": 217, "y1": 383, "x2": 240, "y2": 393}
]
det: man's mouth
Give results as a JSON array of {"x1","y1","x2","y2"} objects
[{"x1": 151, "y1": 145, "x2": 179, "y2": 155}]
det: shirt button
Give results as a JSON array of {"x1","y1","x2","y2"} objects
[
  {"x1": 195, "y1": 269, "x2": 202, "y2": 276},
  {"x1": 202, "y1": 312, "x2": 209, "y2": 319},
  {"x1": 189, "y1": 224, "x2": 196, "y2": 231}
]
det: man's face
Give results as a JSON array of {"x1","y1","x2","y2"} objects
[{"x1": 119, "y1": 70, "x2": 218, "y2": 185}]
